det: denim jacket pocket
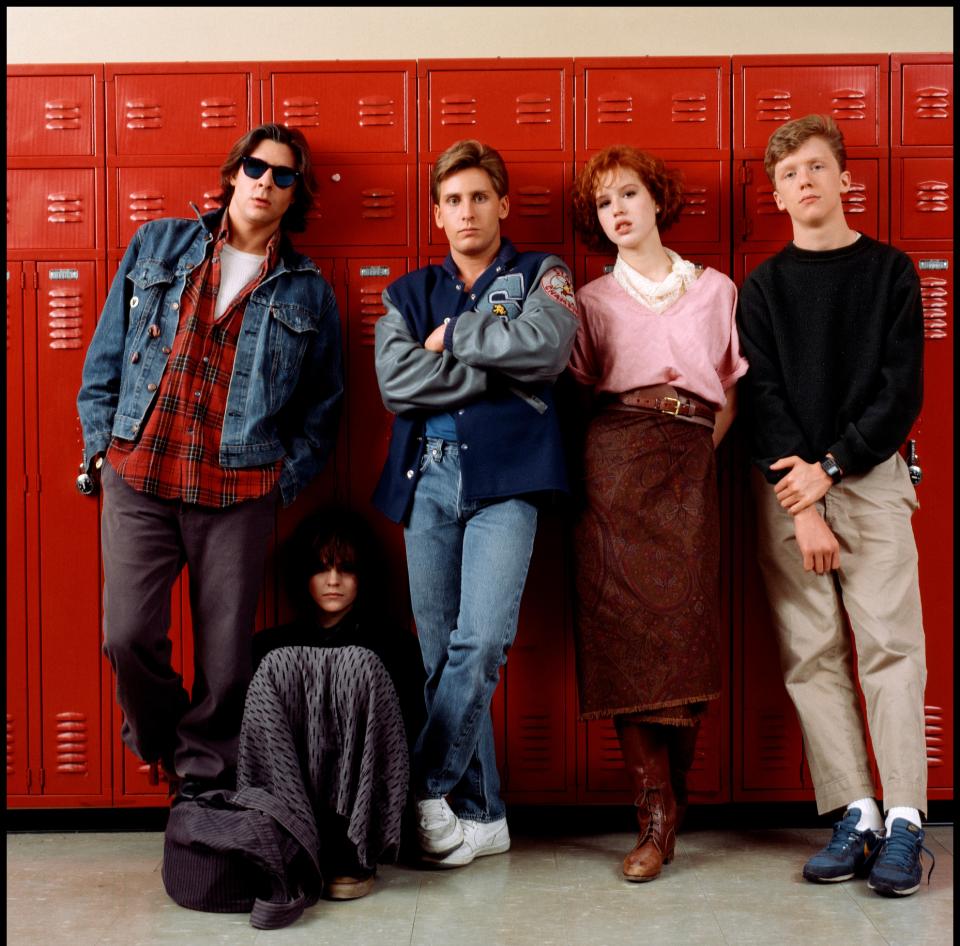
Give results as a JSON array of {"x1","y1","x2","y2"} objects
[
  {"x1": 124, "y1": 259, "x2": 176, "y2": 343},
  {"x1": 266, "y1": 302, "x2": 320, "y2": 405}
]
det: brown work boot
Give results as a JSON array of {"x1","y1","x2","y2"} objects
[{"x1": 615, "y1": 718, "x2": 677, "y2": 882}]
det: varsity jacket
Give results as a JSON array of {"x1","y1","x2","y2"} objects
[{"x1": 372, "y1": 239, "x2": 578, "y2": 524}]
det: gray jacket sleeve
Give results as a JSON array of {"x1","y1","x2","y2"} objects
[
  {"x1": 443, "y1": 256, "x2": 578, "y2": 384},
  {"x1": 374, "y1": 289, "x2": 489, "y2": 415}
]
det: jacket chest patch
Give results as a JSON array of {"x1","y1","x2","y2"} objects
[{"x1": 477, "y1": 273, "x2": 525, "y2": 320}]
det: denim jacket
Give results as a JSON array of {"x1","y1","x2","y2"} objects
[{"x1": 77, "y1": 209, "x2": 343, "y2": 506}]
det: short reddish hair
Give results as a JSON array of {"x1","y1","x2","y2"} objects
[{"x1": 572, "y1": 145, "x2": 684, "y2": 252}]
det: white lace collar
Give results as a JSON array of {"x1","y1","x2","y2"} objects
[{"x1": 613, "y1": 248, "x2": 700, "y2": 314}]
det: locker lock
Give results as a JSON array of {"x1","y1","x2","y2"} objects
[
  {"x1": 906, "y1": 439, "x2": 922, "y2": 486},
  {"x1": 330, "y1": 173, "x2": 341, "y2": 182}
]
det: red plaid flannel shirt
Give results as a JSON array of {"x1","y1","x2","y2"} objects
[{"x1": 107, "y1": 217, "x2": 283, "y2": 507}]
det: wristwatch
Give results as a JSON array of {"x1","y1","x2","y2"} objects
[{"x1": 819, "y1": 455, "x2": 843, "y2": 484}]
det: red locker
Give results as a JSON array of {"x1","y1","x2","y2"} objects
[
  {"x1": 893, "y1": 55, "x2": 953, "y2": 151},
  {"x1": 735, "y1": 56, "x2": 889, "y2": 152},
  {"x1": 7, "y1": 262, "x2": 31, "y2": 798},
  {"x1": 107, "y1": 66, "x2": 258, "y2": 159},
  {"x1": 893, "y1": 156, "x2": 953, "y2": 243},
  {"x1": 6, "y1": 68, "x2": 102, "y2": 162},
  {"x1": 577, "y1": 58, "x2": 729, "y2": 156},
  {"x1": 7, "y1": 168, "x2": 103, "y2": 251},
  {"x1": 421, "y1": 60, "x2": 572, "y2": 158},
  {"x1": 266, "y1": 67, "x2": 412, "y2": 157}
]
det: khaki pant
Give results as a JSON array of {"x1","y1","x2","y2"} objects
[{"x1": 752, "y1": 453, "x2": 928, "y2": 815}]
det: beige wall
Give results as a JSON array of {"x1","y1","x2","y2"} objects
[{"x1": 6, "y1": 6, "x2": 953, "y2": 63}]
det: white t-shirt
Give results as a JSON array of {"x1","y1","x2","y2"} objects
[{"x1": 216, "y1": 243, "x2": 265, "y2": 319}]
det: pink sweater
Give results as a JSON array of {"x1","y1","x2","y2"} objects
[{"x1": 570, "y1": 268, "x2": 748, "y2": 409}]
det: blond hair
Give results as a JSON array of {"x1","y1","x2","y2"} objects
[{"x1": 430, "y1": 139, "x2": 509, "y2": 204}]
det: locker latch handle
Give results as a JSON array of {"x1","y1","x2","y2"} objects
[{"x1": 906, "y1": 439, "x2": 922, "y2": 486}]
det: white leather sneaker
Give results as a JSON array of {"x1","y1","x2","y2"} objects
[
  {"x1": 423, "y1": 817, "x2": 510, "y2": 868},
  {"x1": 416, "y1": 797, "x2": 464, "y2": 855}
]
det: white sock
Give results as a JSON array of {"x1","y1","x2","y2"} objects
[
  {"x1": 885, "y1": 806, "x2": 922, "y2": 832},
  {"x1": 847, "y1": 797, "x2": 884, "y2": 832}
]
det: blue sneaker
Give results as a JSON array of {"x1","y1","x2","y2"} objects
[
  {"x1": 802, "y1": 808, "x2": 882, "y2": 883},
  {"x1": 868, "y1": 818, "x2": 935, "y2": 897}
]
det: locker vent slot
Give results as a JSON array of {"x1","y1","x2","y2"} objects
[
  {"x1": 6, "y1": 714, "x2": 14, "y2": 775},
  {"x1": 439, "y1": 95, "x2": 477, "y2": 126},
  {"x1": 515, "y1": 94, "x2": 552, "y2": 125},
  {"x1": 358, "y1": 95, "x2": 396, "y2": 128},
  {"x1": 359, "y1": 282, "x2": 389, "y2": 347},
  {"x1": 597, "y1": 722, "x2": 624, "y2": 770},
  {"x1": 755, "y1": 185, "x2": 780, "y2": 216},
  {"x1": 44, "y1": 99, "x2": 81, "y2": 131},
  {"x1": 125, "y1": 100, "x2": 162, "y2": 130},
  {"x1": 128, "y1": 190, "x2": 165, "y2": 223},
  {"x1": 596, "y1": 93, "x2": 633, "y2": 124},
  {"x1": 914, "y1": 86, "x2": 950, "y2": 121},
  {"x1": 915, "y1": 179, "x2": 949, "y2": 214},
  {"x1": 46, "y1": 192, "x2": 83, "y2": 225},
  {"x1": 281, "y1": 97, "x2": 321, "y2": 128},
  {"x1": 919, "y1": 275, "x2": 948, "y2": 340},
  {"x1": 516, "y1": 714, "x2": 551, "y2": 770},
  {"x1": 830, "y1": 88, "x2": 867, "y2": 121},
  {"x1": 55, "y1": 712, "x2": 89, "y2": 773},
  {"x1": 200, "y1": 97, "x2": 238, "y2": 129},
  {"x1": 757, "y1": 712, "x2": 789, "y2": 768},
  {"x1": 680, "y1": 184, "x2": 708, "y2": 217},
  {"x1": 360, "y1": 188, "x2": 397, "y2": 220},
  {"x1": 672, "y1": 91, "x2": 707, "y2": 123},
  {"x1": 841, "y1": 181, "x2": 867, "y2": 215},
  {"x1": 924, "y1": 705, "x2": 944, "y2": 765},
  {"x1": 47, "y1": 286, "x2": 84, "y2": 350},
  {"x1": 755, "y1": 89, "x2": 791, "y2": 122},
  {"x1": 516, "y1": 185, "x2": 551, "y2": 218}
]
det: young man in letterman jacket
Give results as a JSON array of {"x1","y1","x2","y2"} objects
[
  {"x1": 373, "y1": 140, "x2": 578, "y2": 867},
  {"x1": 736, "y1": 115, "x2": 933, "y2": 897}
]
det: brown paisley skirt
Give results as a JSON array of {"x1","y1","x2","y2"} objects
[{"x1": 572, "y1": 406, "x2": 721, "y2": 723}]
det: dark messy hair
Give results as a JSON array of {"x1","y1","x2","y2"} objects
[
  {"x1": 281, "y1": 506, "x2": 386, "y2": 622},
  {"x1": 218, "y1": 123, "x2": 316, "y2": 233}
]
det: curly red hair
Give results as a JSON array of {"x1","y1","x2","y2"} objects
[{"x1": 572, "y1": 146, "x2": 684, "y2": 252}]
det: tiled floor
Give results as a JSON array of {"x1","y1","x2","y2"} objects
[{"x1": 6, "y1": 818, "x2": 952, "y2": 946}]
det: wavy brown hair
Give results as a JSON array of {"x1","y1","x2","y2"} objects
[
  {"x1": 218, "y1": 123, "x2": 316, "y2": 233},
  {"x1": 572, "y1": 145, "x2": 684, "y2": 252},
  {"x1": 763, "y1": 114, "x2": 847, "y2": 186},
  {"x1": 431, "y1": 139, "x2": 509, "y2": 204}
]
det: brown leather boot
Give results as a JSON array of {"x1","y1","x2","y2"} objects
[
  {"x1": 668, "y1": 720, "x2": 701, "y2": 834},
  {"x1": 615, "y1": 718, "x2": 677, "y2": 882}
]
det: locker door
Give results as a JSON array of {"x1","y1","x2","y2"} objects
[
  {"x1": 35, "y1": 261, "x2": 106, "y2": 798},
  {"x1": 7, "y1": 73, "x2": 99, "y2": 159},
  {"x1": 895, "y1": 157, "x2": 953, "y2": 242},
  {"x1": 424, "y1": 65, "x2": 568, "y2": 155},
  {"x1": 581, "y1": 65, "x2": 725, "y2": 153},
  {"x1": 906, "y1": 252, "x2": 954, "y2": 793},
  {"x1": 110, "y1": 71, "x2": 255, "y2": 157},
  {"x1": 739, "y1": 158, "x2": 884, "y2": 244},
  {"x1": 304, "y1": 165, "x2": 412, "y2": 247},
  {"x1": 112, "y1": 166, "x2": 222, "y2": 248},
  {"x1": 738, "y1": 62, "x2": 886, "y2": 151},
  {"x1": 6, "y1": 262, "x2": 31, "y2": 797},
  {"x1": 7, "y1": 168, "x2": 100, "y2": 250},
  {"x1": 897, "y1": 61, "x2": 953, "y2": 148},
  {"x1": 666, "y1": 161, "x2": 726, "y2": 245},
  {"x1": 343, "y1": 258, "x2": 410, "y2": 626},
  {"x1": 269, "y1": 70, "x2": 410, "y2": 155}
]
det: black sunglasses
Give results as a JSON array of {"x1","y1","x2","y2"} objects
[{"x1": 240, "y1": 155, "x2": 300, "y2": 189}]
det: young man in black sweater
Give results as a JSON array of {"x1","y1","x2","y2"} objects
[{"x1": 736, "y1": 115, "x2": 934, "y2": 897}]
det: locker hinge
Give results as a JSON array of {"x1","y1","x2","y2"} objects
[
  {"x1": 38, "y1": 767, "x2": 45, "y2": 790},
  {"x1": 20, "y1": 271, "x2": 26, "y2": 289},
  {"x1": 33, "y1": 271, "x2": 40, "y2": 289},
  {"x1": 737, "y1": 164, "x2": 753, "y2": 185},
  {"x1": 26, "y1": 768, "x2": 32, "y2": 791}
]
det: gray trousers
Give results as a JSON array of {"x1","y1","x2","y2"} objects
[
  {"x1": 753, "y1": 453, "x2": 928, "y2": 816},
  {"x1": 100, "y1": 461, "x2": 277, "y2": 780}
]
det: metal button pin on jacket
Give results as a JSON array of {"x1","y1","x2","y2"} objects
[
  {"x1": 406, "y1": 470, "x2": 414, "y2": 479},
  {"x1": 130, "y1": 296, "x2": 139, "y2": 308},
  {"x1": 130, "y1": 352, "x2": 140, "y2": 364},
  {"x1": 148, "y1": 325, "x2": 161, "y2": 338},
  {"x1": 146, "y1": 384, "x2": 156, "y2": 392}
]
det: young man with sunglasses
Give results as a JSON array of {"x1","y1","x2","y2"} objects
[
  {"x1": 373, "y1": 140, "x2": 578, "y2": 867},
  {"x1": 77, "y1": 123, "x2": 343, "y2": 803}
]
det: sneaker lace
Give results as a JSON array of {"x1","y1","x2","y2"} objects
[
  {"x1": 823, "y1": 816, "x2": 863, "y2": 855},
  {"x1": 880, "y1": 828, "x2": 936, "y2": 885}
]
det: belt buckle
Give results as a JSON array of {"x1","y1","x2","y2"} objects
[{"x1": 660, "y1": 396, "x2": 682, "y2": 416}]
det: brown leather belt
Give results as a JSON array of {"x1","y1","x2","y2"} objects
[{"x1": 614, "y1": 385, "x2": 716, "y2": 428}]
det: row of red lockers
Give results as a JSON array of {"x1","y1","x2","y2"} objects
[
  {"x1": 6, "y1": 56, "x2": 954, "y2": 255},
  {"x1": 7, "y1": 55, "x2": 952, "y2": 808}
]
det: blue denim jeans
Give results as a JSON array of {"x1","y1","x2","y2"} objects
[{"x1": 404, "y1": 439, "x2": 538, "y2": 822}]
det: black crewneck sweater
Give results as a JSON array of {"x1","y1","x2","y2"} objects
[{"x1": 736, "y1": 234, "x2": 924, "y2": 482}]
